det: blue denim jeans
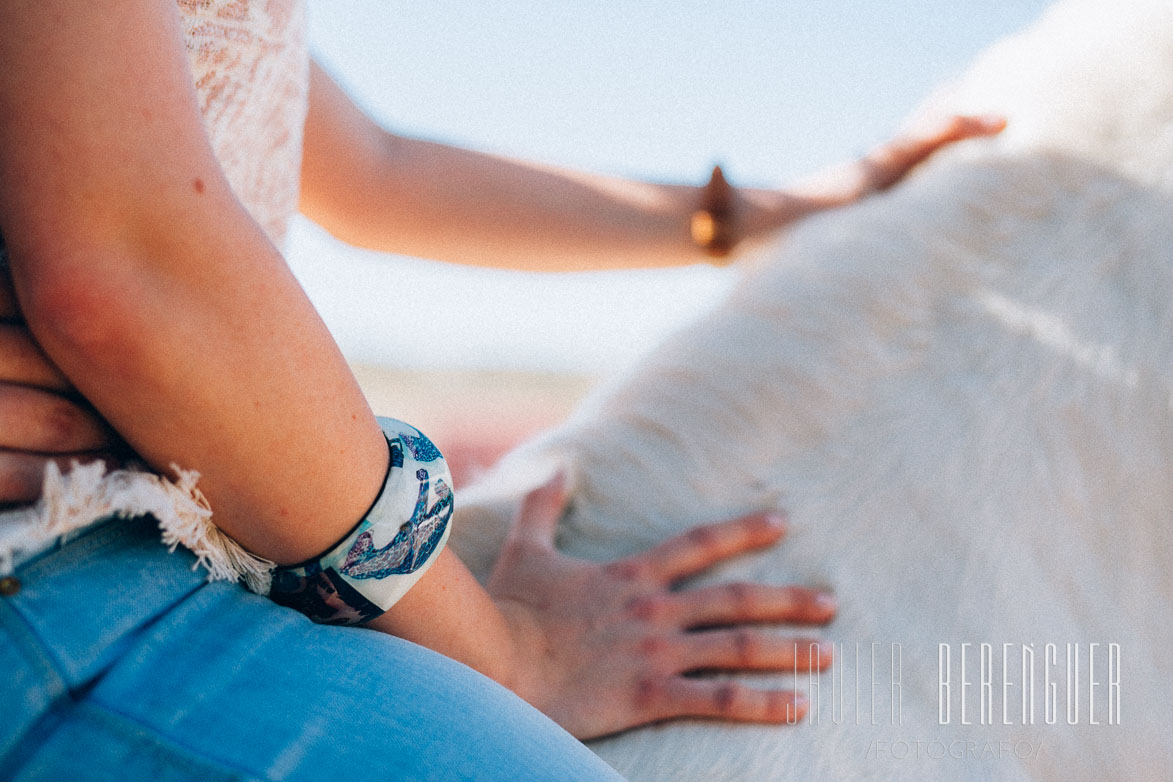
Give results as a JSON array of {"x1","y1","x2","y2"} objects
[{"x1": 0, "y1": 515, "x2": 624, "y2": 781}]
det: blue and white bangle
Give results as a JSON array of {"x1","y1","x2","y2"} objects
[{"x1": 268, "y1": 417, "x2": 454, "y2": 625}]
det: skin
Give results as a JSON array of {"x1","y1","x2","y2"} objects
[
  {"x1": 0, "y1": 0, "x2": 1002, "y2": 739},
  {"x1": 0, "y1": 275, "x2": 124, "y2": 505},
  {"x1": 485, "y1": 475, "x2": 836, "y2": 738},
  {"x1": 299, "y1": 61, "x2": 1004, "y2": 270}
]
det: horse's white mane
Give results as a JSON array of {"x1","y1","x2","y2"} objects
[{"x1": 455, "y1": 1, "x2": 1173, "y2": 779}]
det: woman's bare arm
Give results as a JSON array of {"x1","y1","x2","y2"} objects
[
  {"x1": 0, "y1": 3, "x2": 839, "y2": 740},
  {"x1": 0, "y1": 0, "x2": 529, "y2": 681},
  {"x1": 300, "y1": 61, "x2": 1004, "y2": 271},
  {"x1": 0, "y1": 0, "x2": 387, "y2": 562},
  {"x1": 0, "y1": 52, "x2": 1002, "y2": 506}
]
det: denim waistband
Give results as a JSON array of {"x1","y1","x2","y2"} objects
[{"x1": 1, "y1": 503, "x2": 117, "y2": 575}]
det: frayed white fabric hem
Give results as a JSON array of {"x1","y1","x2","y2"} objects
[{"x1": 0, "y1": 461, "x2": 274, "y2": 594}]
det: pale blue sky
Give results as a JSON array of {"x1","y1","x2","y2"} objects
[{"x1": 288, "y1": 1, "x2": 1054, "y2": 373}]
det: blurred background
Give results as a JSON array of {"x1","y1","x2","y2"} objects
[{"x1": 289, "y1": 0, "x2": 1053, "y2": 483}]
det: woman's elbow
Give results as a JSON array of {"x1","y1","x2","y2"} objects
[{"x1": 14, "y1": 244, "x2": 149, "y2": 371}]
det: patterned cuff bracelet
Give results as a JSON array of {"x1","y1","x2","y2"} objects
[{"x1": 267, "y1": 417, "x2": 454, "y2": 625}]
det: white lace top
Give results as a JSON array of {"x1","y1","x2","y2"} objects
[
  {"x1": 0, "y1": 0, "x2": 312, "y2": 585},
  {"x1": 178, "y1": 0, "x2": 309, "y2": 247}
]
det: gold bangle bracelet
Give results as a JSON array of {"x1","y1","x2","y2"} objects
[{"x1": 690, "y1": 164, "x2": 737, "y2": 265}]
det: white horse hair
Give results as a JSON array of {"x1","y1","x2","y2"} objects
[{"x1": 452, "y1": 1, "x2": 1173, "y2": 779}]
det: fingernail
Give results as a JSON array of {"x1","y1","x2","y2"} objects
[
  {"x1": 764, "y1": 512, "x2": 788, "y2": 531},
  {"x1": 817, "y1": 640, "x2": 835, "y2": 658},
  {"x1": 815, "y1": 592, "x2": 837, "y2": 611},
  {"x1": 787, "y1": 693, "x2": 809, "y2": 724},
  {"x1": 545, "y1": 469, "x2": 568, "y2": 492}
]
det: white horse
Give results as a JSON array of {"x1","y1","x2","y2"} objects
[{"x1": 452, "y1": 1, "x2": 1173, "y2": 779}]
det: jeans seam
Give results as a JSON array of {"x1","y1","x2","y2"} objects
[
  {"x1": 0, "y1": 602, "x2": 69, "y2": 776},
  {"x1": 0, "y1": 597, "x2": 70, "y2": 695},
  {"x1": 67, "y1": 700, "x2": 268, "y2": 781}
]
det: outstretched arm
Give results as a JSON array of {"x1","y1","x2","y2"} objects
[{"x1": 300, "y1": 60, "x2": 1004, "y2": 271}]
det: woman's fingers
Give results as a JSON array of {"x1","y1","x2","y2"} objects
[
  {"x1": 0, "y1": 323, "x2": 71, "y2": 391},
  {"x1": 643, "y1": 677, "x2": 807, "y2": 725},
  {"x1": 674, "y1": 582, "x2": 836, "y2": 628},
  {"x1": 0, "y1": 451, "x2": 50, "y2": 504},
  {"x1": 491, "y1": 495, "x2": 836, "y2": 736},
  {"x1": 676, "y1": 630, "x2": 832, "y2": 672},
  {"x1": 0, "y1": 450, "x2": 120, "y2": 506},
  {"x1": 0, "y1": 384, "x2": 115, "y2": 452},
  {"x1": 787, "y1": 113, "x2": 1005, "y2": 210},
  {"x1": 925, "y1": 114, "x2": 1007, "y2": 144},
  {"x1": 506, "y1": 470, "x2": 568, "y2": 550},
  {"x1": 0, "y1": 285, "x2": 115, "y2": 505},
  {"x1": 621, "y1": 512, "x2": 787, "y2": 584},
  {"x1": 864, "y1": 114, "x2": 1006, "y2": 192}
]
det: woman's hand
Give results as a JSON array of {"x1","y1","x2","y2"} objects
[
  {"x1": 738, "y1": 114, "x2": 1007, "y2": 244},
  {"x1": 0, "y1": 270, "x2": 125, "y2": 505},
  {"x1": 790, "y1": 113, "x2": 1007, "y2": 207},
  {"x1": 488, "y1": 474, "x2": 836, "y2": 740}
]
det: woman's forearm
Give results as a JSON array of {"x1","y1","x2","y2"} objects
[
  {"x1": 14, "y1": 202, "x2": 389, "y2": 564},
  {"x1": 366, "y1": 548, "x2": 529, "y2": 690},
  {"x1": 300, "y1": 62, "x2": 811, "y2": 272}
]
